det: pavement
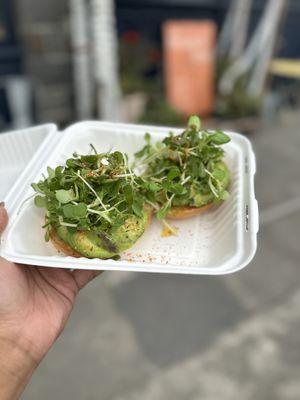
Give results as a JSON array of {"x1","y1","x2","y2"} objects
[{"x1": 22, "y1": 111, "x2": 300, "y2": 400}]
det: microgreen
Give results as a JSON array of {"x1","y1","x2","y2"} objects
[
  {"x1": 32, "y1": 148, "x2": 149, "y2": 241},
  {"x1": 55, "y1": 189, "x2": 76, "y2": 204},
  {"x1": 134, "y1": 115, "x2": 231, "y2": 220}
]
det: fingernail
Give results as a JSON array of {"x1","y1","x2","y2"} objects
[{"x1": 0, "y1": 202, "x2": 5, "y2": 208}]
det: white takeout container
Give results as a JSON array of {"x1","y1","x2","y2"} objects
[{"x1": 0, "y1": 121, "x2": 258, "y2": 275}]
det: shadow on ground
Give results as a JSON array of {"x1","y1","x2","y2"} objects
[{"x1": 112, "y1": 273, "x2": 248, "y2": 367}]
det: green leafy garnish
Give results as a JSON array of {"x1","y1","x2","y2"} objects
[
  {"x1": 134, "y1": 115, "x2": 231, "y2": 220},
  {"x1": 32, "y1": 149, "x2": 149, "y2": 241},
  {"x1": 56, "y1": 189, "x2": 76, "y2": 204},
  {"x1": 62, "y1": 203, "x2": 87, "y2": 219},
  {"x1": 34, "y1": 195, "x2": 47, "y2": 208},
  {"x1": 188, "y1": 115, "x2": 202, "y2": 131}
]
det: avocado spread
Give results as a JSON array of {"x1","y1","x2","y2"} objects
[{"x1": 55, "y1": 209, "x2": 149, "y2": 259}]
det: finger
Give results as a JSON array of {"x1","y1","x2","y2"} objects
[
  {"x1": 72, "y1": 269, "x2": 103, "y2": 291},
  {"x1": 0, "y1": 203, "x2": 8, "y2": 234}
]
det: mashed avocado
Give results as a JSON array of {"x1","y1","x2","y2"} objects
[{"x1": 56, "y1": 209, "x2": 149, "y2": 259}]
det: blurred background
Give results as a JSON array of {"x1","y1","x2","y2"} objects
[{"x1": 1, "y1": 0, "x2": 300, "y2": 399}]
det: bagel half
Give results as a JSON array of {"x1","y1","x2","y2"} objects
[
  {"x1": 166, "y1": 203, "x2": 213, "y2": 220},
  {"x1": 49, "y1": 210, "x2": 152, "y2": 258}
]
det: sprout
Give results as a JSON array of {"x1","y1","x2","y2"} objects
[{"x1": 188, "y1": 115, "x2": 201, "y2": 131}]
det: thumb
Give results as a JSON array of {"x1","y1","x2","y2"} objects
[{"x1": 0, "y1": 203, "x2": 8, "y2": 234}]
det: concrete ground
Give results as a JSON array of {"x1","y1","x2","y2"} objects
[{"x1": 23, "y1": 111, "x2": 300, "y2": 400}]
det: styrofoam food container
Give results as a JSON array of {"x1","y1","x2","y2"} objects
[
  {"x1": 1, "y1": 121, "x2": 258, "y2": 275},
  {"x1": 0, "y1": 124, "x2": 57, "y2": 199}
]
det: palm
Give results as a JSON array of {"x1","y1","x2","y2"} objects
[{"x1": 0, "y1": 207, "x2": 100, "y2": 362}]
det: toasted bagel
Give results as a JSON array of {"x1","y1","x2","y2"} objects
[{"x1": 166, "y1": 203, "x2": 213, "y2": 220}]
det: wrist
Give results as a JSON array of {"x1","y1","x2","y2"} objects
[{"x1": 0, "y1": 336, "x2": 38, "y2": 399}]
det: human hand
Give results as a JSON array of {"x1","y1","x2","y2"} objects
[{"x1": 0, "y1": 203, "x2": 101, "y2": 399}]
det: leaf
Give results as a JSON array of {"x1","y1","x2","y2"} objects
[
  {"x1": 45, "y1": 229, "x2": 50, "y2": 242},
  {"x1": 123, "y1": 184, "x2": 133, "y2": 205},
  {"x1": 219, "y1": 190, "x2": 229, "y2": 201},
  {"x1": 163, "y1": 136, "x2": 172, "y2": 146},
  {"x1": 108, "y1": 180, "x2": 121, "y2": 197},
  {"x1": 113, "y1": 216, "x2": 125, "y2": 229},
  {"x1": 207, "y1": 146, "x2": 224, "y2": 158},
  {"x1": 56, "y1": 189, "x2": 76, "y2": 204},
  {"x1": 81, "y1": 155, "x2": 99, "y2": 164},
  {"x1": 187, "y1": 156, "x2": 205, "y2": 178},
  {"x1": 132, "y1": 197, "x2": 143, "y2": 217},
  {"x1": 77, "y1": 219, "x2": 90, "y2": 229},
  {"x1": 63, "y1": 203, "x2": 87, "y2": 219},
  {"x1": 34, "y1": 196, "x2": 47, "y2": 208},
  {"x1": 167, "y1": 168, "x2": 181, "y2": 181},
  {"x1": 134, "y1": 145, "x2": 149, "y2": 159},
  {"x1": 31, "y1": 183, "x2": 44, "y2": 194},
  {"x1": 55, "y1": 166, "x2": 64, "y2": 177},
  {"x1": 198, "y1": 162, "x2": 205, "y2": 178},
  {"x1": 66, "y1": 158, "x2": 78, "y2": 168},
  {"x1": 157, "y1": 202, "x2": 171, "y2": 220},
  {"x1": 145, "y1": 132, "x2": 151, "y2": 144},
  {"x1": 67, "y1": 227, "x2": 77, "y2": 235},
  {"x1": 173, "y1": 184, "x2": 187, "y2": 195},
  {"x1": 113, "y1": 151, "x2": 124, "y2": 164},
  {"x1": 209, "y1": 131, "x2": 230, "y2": 145},
  {"x1": 162, "y1": 181, "x2": 186, "y2": 195},
  {"x1": 147, "y1": 182, "x2": 161, "y2": 192},
  {"x1": 212, "y1": 168, "x2": 226, "y2": 181},
  {"x1": 47, "y1": 166, "x2": 55, "y2": 180},
  {"x1": 188, "y1": 115, "x2": 201, "y2": 131},
  {"x1": 172, "y1": 193, "x2": 190, "y2": 206}
]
